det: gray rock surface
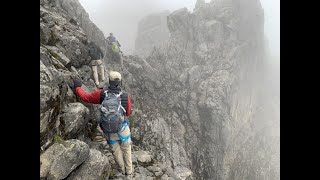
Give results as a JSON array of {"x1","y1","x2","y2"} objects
[
  {"x1": 61, "y1": 103, "x2": 90, "y2": 139},
  {"x1": 67, "y1": 149, "x2": 111, "y2": 180},
  {"x1": 57, "y1": 0, "x2": 107, "y2": 52},
  {"x1": 135, "y1": 150, "x2": 152, "y2": 163},
  {"x1": 40, "y1": 139, "x2": 90, "y2": 179}
]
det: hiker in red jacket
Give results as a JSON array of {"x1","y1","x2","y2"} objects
[{"x1": 73, "y1": 71, "x2": 133, "y2": 176}]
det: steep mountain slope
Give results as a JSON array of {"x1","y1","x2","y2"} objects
[{"x1": 40, "y1": 0, "x2": 279, "y2": 179}]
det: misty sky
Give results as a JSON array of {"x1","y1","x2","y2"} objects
[{"x1": 79, "y1": 0, "x2": 279, "y2": 57}]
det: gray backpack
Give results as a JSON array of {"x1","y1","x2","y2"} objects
[{"x1": 99, "y1": 90, "x2": 126, "y2": 134}]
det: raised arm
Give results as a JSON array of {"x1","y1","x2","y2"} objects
[{"x1": 73, "y1": 79, "x2": 102, "y2": 104}]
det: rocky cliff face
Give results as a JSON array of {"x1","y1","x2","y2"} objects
[
  {"x1": 40, "y1": 0, "x2": 107, "y2": 53},
  {"x1": 40, "y1": 0, "x2": 279, "y2": 179},
  {"x1": 40, "y1": 0, "x2": 110, "y2": 179},
  {"x1": 125, "y1": 0, "x2": 279, "y2": 179},
  {"x1": 134, "y1": 10, "x2": 170, "y2": 57}
]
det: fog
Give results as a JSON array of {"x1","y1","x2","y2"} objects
[
  {"x1": 79, "y1": 0, "x2": 279, "y2": 59},
  {"x1": 79, "y1": 0, "x2": 196, "y2": 54},
  {"x1": 79, "y1": 0, "x2": 280, "y2": 104}
]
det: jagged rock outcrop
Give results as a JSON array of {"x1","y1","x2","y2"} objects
[
  {"x1": 41, "y1": 0, "x2": 107, "y2": 53},
  {"x1": 123, "y1": 0, "x2": 279, "y2": 179},
  {"x1": 40, "y1": 7, "x2": 90, "y2": 68},
  {"x1": 59, "y1": 0, "x2": 107, "y2": 52},
  {"x1": 134, "y1": 10, "x2": 170, "y2": 57}
]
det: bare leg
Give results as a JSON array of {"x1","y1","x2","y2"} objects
[
  {"x1": 99, "y1": 64, "x2": 105, "y2": 82},
  {"x1": 92, "y1": 65, "x2": 99, "y2": 86}
]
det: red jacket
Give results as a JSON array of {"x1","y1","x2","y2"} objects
[{"x1": 75, "y1": 87, "x2": 131, "y2": 116}]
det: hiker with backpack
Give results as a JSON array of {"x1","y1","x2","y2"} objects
[
  {"x1": 73, "y1": 71, "x2": 133, "y2": 176},
  {"x1": 105, "y1": 33, "x2": 123, "y2": 70},
  {"x1": 106, "y1": 33, "x2": 121, "y2": 54},
  {"x1": 88, "y1": 41, "x2": 106, "y2": 87},
  {"x1": 106, "y1": 32, "x2": 121, "y2": 48}
]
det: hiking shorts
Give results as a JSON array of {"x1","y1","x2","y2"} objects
[{"x1": 91, "y1": 59, "x2": 103, "y2": 66}]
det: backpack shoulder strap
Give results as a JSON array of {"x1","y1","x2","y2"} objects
[
  {"x1": 115, "y1": 91, "x2": 123, "y2": 98},
  {"x1": 104, "y1": 90, "x2": 109, "y2": 98},
  {"x1": 116, "y1": 91, "x2": 126, "y2": 113}
]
